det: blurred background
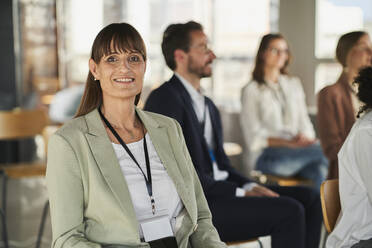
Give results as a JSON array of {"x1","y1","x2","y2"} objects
[{"x1": 0, "y1": 0, "x2": 371, "y2": 247}]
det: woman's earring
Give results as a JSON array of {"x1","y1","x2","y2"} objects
[{"x1": 94, "y1": 77, "x2": 98, "y2": 81}]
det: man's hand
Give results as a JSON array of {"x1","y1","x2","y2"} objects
[{"x1": 245, "y1": 185, "x2": 279, "y2": 197}]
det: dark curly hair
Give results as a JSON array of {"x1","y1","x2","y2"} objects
[{"x1": 354, "y1": 66, "x2": 372, "y2": 117}]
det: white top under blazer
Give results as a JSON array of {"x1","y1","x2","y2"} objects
[
  {"x1": 112, "y1": 133, "x2": 183, "y2": 238},
  {"x1": 240, "y1": 75, "x2": 315, "y2": 170}
]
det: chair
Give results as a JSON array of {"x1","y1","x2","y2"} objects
[
  {"x1": 251, "y1": 170, "x2": 313, "y2": 187},
  {"x1": 0, "y1": 109, "x2": 49, "y2": 248},
  {"x1": 320, "y1": 179, "x2": 340, "y2": 233}
]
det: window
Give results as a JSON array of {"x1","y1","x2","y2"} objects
[
  {"x1": 315, "y1": 0, "x2": 372, "y2": 92},
  {"x1": 212, "y1": 0, "x2": 273, "y2": 110},
  {"x1": 57, "y1": 0, "x2": 277, "y2": 109},
  {"x1": 56, "y1": 0, "x2": 104, "y2": 87}
]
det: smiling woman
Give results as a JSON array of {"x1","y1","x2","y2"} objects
[
  {"x1": 46, "y1": 23, "x2": 227, "y2": 248},
  {"x1": 75, "y1": 23, "x2": 147, "y2": 116},
  {"x1": 89, "y1": 49, "x2": 145, "y2": 110}
]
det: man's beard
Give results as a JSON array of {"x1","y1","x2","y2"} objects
[{"x1": 187, "y1": 57, "x2": 212, "y2": 78}]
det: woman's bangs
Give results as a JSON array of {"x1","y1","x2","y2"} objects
[{"x1": 103, "y1": 33, "x2": 145, "y2": 59}]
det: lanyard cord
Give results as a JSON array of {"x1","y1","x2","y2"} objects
[
  {"x1": 98, "y1": 107, "x2": 155, "y2": 214},
  {"x1": 200, "y1": 97, "x2": 207, "y2": 134},
  {"x1": 199, "y1": 100, "x2": 216, "y2": 164}
]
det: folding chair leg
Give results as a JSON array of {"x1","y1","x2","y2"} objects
[
  {"x1": 36, "y1": 201, "x2": 49, "y2": 248},
  {"x1": 1, "y1": 173, "x2": 9, "y2": 248}
]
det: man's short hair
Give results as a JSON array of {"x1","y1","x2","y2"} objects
[{"x1": 161, "y1": 21, "x2": 203, "y2": 70}]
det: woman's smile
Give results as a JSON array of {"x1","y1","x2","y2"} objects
[{"x1": 113, "y1": 77, "x2": 135, "y2": 83}]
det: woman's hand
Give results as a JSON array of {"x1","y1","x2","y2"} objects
[
  {"x1": 268, "y1": 134, "x2": 316, "y2": 148},
  {"x1": 290, "y1": 133, "x2": 316, "y2": 147}
]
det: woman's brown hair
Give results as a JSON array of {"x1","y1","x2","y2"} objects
[
  {"x1": 252, "y1": 33, "x2": 291, "y2": 84},
  {"x1": 336, "y1": 31, "x2": 367, "y2": 68},
  {"x1": 75, "y1": 22, "x2": 147, "y2": 117}
]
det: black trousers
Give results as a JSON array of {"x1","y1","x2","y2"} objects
[
  {"x1": 351, "y1": 238, "x2": 372, "y2": 248},
  {"x1": 207, "y1": 185, "x2": 322, "y2": 248}
]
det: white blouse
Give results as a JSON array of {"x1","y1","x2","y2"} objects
[
  {"x1": 111, "y1": 133, "x2": 183, "y2": 238},
  {"x1": 326, "y1": 111, "x2": 372, "y2": 248},
  {"x1": 240, "y1": 75, "x2": 315, "y2": 168}
]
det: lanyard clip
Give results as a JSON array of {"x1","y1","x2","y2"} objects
[{"x1": 150, "y1": 196, "x2": 156, "y2": 215}]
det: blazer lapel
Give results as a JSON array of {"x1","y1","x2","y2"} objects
[
  {"x1": 205, "y1": 97, "x2": 221, "y2": 146},
  {"x1": 137, "y1": 109, "x2": 194, "y2": 217},
  {"x1": 84, "y1": 109, "x2": 138, "y2": 222},
  {"x1": 172, "y1": 76, "x2": 214, "y2": 171},
  {"x1": 172, "y1": 76, "x2": 204, "y2": 136}
]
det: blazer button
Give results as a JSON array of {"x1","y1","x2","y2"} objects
[{"x1": 193, "y1": 224, "x2": 198, "y2": 232}]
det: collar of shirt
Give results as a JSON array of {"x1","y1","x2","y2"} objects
[
  {"x1": 265, "y1": 75, "x2": 284, "y2": 91},
  {"x1": 174, "y1": 74, "x2": 231, "y2": 184},
  {"x1": 175, "y1": 73, "x2": 206, "y2": 122}
]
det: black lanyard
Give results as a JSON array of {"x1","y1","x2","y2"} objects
[{"x1": 98, "y1": 108, "x2": 155, "y2": 215}]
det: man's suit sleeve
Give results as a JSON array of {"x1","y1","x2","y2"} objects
[{"x1": 145, "y1": 88, "x2": 248, "y2": 198}]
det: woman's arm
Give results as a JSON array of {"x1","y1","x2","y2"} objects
[
  {"x1": 46, "y1": 133, "x2": 101, "y2": 248},
  {"x1": 240, "y1": 84, "x2": 270, "y2": 151},
  {"x1": 175, "y1": 121, "x2": 227, "y2": 248},
  {"x1": 268, "y1": 135, "x2": 315, "y2": 148},
  {"x1": 317, "y1": 87, "x2": 343, "y2": 162},
  {"x1": 268, "y1": 137, "x2": 298, "y2": 147}
]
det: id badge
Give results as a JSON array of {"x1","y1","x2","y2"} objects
[{"x1": 140, "y1": 212, "x2": 174, "y2": 242}]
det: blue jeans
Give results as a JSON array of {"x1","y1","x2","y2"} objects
[{"x1": 256, "y1": 143, "x2": 328, "y2": 189}]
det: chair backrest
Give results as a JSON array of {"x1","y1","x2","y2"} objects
[
  {"x1": 320, "y1": 179, "x2": 341, "y2": 233},
  {"x1": 42, "y1": 125, "x2": 60, "y2": 155},
  {"x1": 0, "y1": 109, "x2": 48, "y2": 140}
]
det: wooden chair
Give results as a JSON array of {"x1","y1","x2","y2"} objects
[
  {"x1": 320, "y1": 179, "x2": 340, "y2": 233},
  {"x1": 0, "y1": 109, "x2": 49, "y2": 248},
  {"x1": 251, "y1": 170, "x2": 312, "y2": 187},
  {"x1": 262, "y1": 174, "x2": 312, "y2": 186}
]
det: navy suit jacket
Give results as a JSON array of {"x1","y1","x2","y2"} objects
[{"x1": 144, "y1": 75, "x2": 250, "y2": 199}]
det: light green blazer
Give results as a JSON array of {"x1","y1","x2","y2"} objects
[{"x1": 46, "y1": 108, "x2": 226, "y2": 248}]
